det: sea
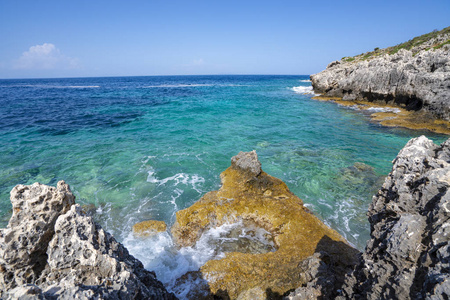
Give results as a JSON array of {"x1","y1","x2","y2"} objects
[{"x1": 0, "y1": 75, "x2": 446, "y2": 296}]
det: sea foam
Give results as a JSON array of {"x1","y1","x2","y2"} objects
[
  {"x1": 291, "y1": 85, "x2": 318, "y2": 95},
  {"x1": 123, "y1": 220, "x2": 275, "y2": 298}
]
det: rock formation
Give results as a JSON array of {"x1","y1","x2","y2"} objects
[
  {"x1": 2, "y1": 137, "x2": 450, "y2": 299},
  {"x1": 171, "y1": 151, "x2": 359, "y2": 299},
  {"x1": 0, "y1": 181, "x2": 175, "y2": 299},
  {"x1": 336, "y1": 136, "x2": 450, "y2": 299},
  {"x1": 133, "y1": 220, "x2": 168, "y2": 237},
  {"x1": 311, "y1": 29, "x2": 450, "y2": 121}
]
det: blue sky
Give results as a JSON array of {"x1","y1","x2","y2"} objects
[{"x1": 1, "y1": 0, "x2": 449, "y2": 79}]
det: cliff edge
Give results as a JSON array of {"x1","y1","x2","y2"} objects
[
  {"x1": 311, "y1": 27, "x2": 450, "y2": 121},
  {"x1": 336, "y1": 136, "x2": 450, "y2": 299}
]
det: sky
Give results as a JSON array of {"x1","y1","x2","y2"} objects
[{"x1": 1, "y1": 0, "x2": 449, "y2": 79}]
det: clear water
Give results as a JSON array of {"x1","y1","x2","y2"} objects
[{"x1": 0, "y1": 75, "x2": 446, "y2": 294}]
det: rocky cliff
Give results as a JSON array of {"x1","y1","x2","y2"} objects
[
  {"x1": 0, "y1": 181, "x2": 175, "y2": 299},
  {"x1": 334, "y1": 136, "x2": 450, "y2": 299},
  {"x1": 311, "y1": 27, "x2": 450, "y2": 121}
]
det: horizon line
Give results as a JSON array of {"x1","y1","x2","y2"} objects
[{"x1": 0, "y1": 73, "x2": 311, "y2": 81}]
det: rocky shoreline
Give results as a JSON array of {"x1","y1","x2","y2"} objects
[
  {"x1": 0, "y1": 181, "x2": 175, "y2": 299},
  {"x1": 1, "y1": 139, "x2": 450, "y2": 299},
  {"x1": 310, "y1": 27, "x2": 450, "y2": 133}
]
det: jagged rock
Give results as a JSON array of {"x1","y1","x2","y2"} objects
[
  {"x1": 133, "y1": 220, "x2": 168, "y2": 237},
  {"x1": 230, "y1": 150, "x2": 262, "y2": 176},
  {"x1": 171, "y1": 151, "x2": 359, "y2": 299},
  {"x1": 0, "y1": 181, "x2": 175, "y2": 300},
  {"x1": 0, "y1": 181, "x2": 75, "y2": 292},
  {"x1": 338, "y1": 136, "x2": 450, "y2": 299},
  {"x1": 285, "y1": 252, "x2": 336, "y2": 300},
  {"x1": 311, "y1": 45, "x2": 450, "y2": 120},
  {"x1": 3, "y1": 284, "x2": 46, "y2": 300}
]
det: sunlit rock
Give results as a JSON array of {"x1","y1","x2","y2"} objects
[
  {"x1": 337, "y1": 136, "x2": 450, "y2": 299},
  {"x1": 0, "y1": 181, "x2": 175, "y2": 299},
  {"x1": 133, "y1": 220, "x2": 168, "y2": 237},
  {"x1": 171, "y1": 151, "x2": 359, "y2": 299}
]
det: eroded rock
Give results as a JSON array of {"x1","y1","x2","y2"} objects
[
  {"x1": 338, "y1": 136, "x2": 450, "y2": 299},
  {"x1": 0, "y1": 181, "x2": 175, "y2": 300},
  {"x1": 311, "y1": 45, "x2": 450, "y2": 121},
  {"x1": 133, "y1": 220, "x2": 168, "y2": 237},
  {"x1": 171, "y1": 151, "x2": 359, "y2": 299},
  {"x1": 0, "y1": 181, "x2": 75, "y2": 291}
]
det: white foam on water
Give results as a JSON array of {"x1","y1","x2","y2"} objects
[
  {"x1": 365, "y1": 107, "x2": 401, "y2": 113},
  {"x1": 299, "y1": 79, "x2": 311, "y2": 82},
  {"x1": 146, "y1": 172, "x2": 205, "y2": 194},
  {"x1": 145, "y1": 84, "x2": 215, "y2": 88},
  {"x1": 291, "y1": 85, "x2": 318, "y2": 95},
  {"x1": 146, "y1": 168, "x2": 159, "y2": 183},
  {"x1": 65, "y1": 85, "x2": 100, "y2": 88},
  {"x1": 18, "y1": 85, "x2": 100, "y2": 88},
  {"x1": 144, "y1": 84, "x2": 249, "y2": 88},
  {"x1": 123, "y1": 220, "x2": 275, "y2": 298},
  {"x1": 316, "y1": 196, "x2": 367, "y2": 249}
]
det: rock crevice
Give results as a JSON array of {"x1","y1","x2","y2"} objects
[{"x1": 336, "y1": 136, "x2": 450, "y2": 300}]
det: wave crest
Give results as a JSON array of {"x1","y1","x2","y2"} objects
[{"x1": 291, "y1": 85, "x2": 318, "y2": 95}]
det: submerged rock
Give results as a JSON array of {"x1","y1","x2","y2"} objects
[
  {"x1": 171, "y1": 151, "x2": 359, "y2": 299},
  {"x1": 0, "y1": 181, "x2": 175, "y2": 299},
  {"x1": 338, "y1": 136, "x2": 450, "y2": 299}
]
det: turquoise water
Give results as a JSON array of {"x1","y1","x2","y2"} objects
[{"x1": 0, "y1": 75, "x2": 447, "y2": 291}]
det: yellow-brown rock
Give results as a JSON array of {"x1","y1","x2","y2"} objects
[
  {"x1": 132, "y1": 220, "x2": 167, "y2": 237},
  {"x1": 171, "y1": 151, "x2": 359, "y2": 299},
  {"x1": 311, "y1": 96, "x2": 450, "y2": 134}
]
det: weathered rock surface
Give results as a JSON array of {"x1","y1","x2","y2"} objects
[
  {"x1": 0, "y1": 181, "x2": 75, "y2": 292},
  {"x1": 171, "y1": 151, "x2": 359, "y2": 299},
  {"x1": 0, "y1": 181, "x2": 175, "y2": 299},
  {"x1": 133, "y1": 220, "x2": 168, "y2": 237},
  {"x1": 311, "y1": 42, "x2": 450, "y2": 120},
  {"x1": 337, "y1": 136, "x2": 450, "y2": 299}
]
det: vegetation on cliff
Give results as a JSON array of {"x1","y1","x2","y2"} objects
[{"x1": 342, "y1": 26, "x2": 450, "y2": 63}]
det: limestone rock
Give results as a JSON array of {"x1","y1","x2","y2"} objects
[
  {"x1": 230, "y1": 150, "x2": 262, "y2": 176},
  {"x1": 0, "y1": 181, "x2": 175, "y2": 300},
  {"x1": 171, "y1": 151, "x2": 359, "y2": 299},
  {"x1": 133, "y1": 220, "x2": 168, "y2": 237},
  {"x1": 338, "y1": 136, "x2": 450, "y2": 299},
  {"x1": 0, "y1": 181, "x2": 75, "y2": 291},
  {"x1": 3, "y1": 284, "x2": 46, "y2": 300},
  {"x1": 311, "y1": 45, "x2": 450, "y2": 120}
]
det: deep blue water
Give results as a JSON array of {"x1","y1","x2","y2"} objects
[{"x1": 0, "y1": 75, "x2": 446, "y2": 293}]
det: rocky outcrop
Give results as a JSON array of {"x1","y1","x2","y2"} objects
[
  {"x1": 4, "y1": 137, "x2": 450, "y2": 299},
  {"x1": 337, "y1": 136, "x2": 450, "y2": 299},
  {"x1": 0, "y1": 181, "x2": 175, "y2": 299},
  {"x1": 133, "y1": 220, "x2": 168, "y2": 237},
  {"x1": 311, "y1": 39, "x2": 450, "y2": 120},
  {"x1": 171, "y1": 151, "x2": 359, "y2": 299}
]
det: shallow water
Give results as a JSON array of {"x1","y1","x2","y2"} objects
[{"x1": 0, "y1": 75, "x2": 446, "y2": 295}]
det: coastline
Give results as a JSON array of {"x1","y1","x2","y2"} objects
[
  {"x1": 2, "y1": 138, "x2": 450, "y2": 299},
  {"x1": 311, "y1": 95, "x2": 450, "y2": 135}
]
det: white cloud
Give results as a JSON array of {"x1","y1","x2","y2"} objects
[
  {"x1": 13, "y1": 43, "x2": 79, "y2": 70},
  {"x1": 182, "y1": 58, "x2": 206, "y2": 68},
  {"x1": 191, "y1": 58, "x2": 205, "y2": 66}
]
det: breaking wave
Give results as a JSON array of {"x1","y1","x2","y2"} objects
[{"x1": 291, "y1": 85, "x2": 318, "y2": 95}]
